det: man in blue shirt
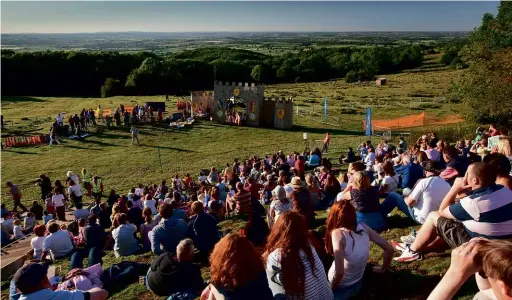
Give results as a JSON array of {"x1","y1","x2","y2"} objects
[
  {"x1": 12, "y1": 262, "x2": 108, "y2": 300},
  {"x1": 394, "y1": 155, "x2": 424, "y2": 195}
]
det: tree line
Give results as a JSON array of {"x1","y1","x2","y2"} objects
[{"x1": 2, "y1": 44, "x2": 425, "y2": 97}]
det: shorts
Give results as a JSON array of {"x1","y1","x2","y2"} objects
[{"x1": 436, "y1": 217, "x2": 471, "y2": 249}]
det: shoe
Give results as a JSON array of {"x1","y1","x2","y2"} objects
[
  {"x1": 391, "y1": 241, "x2": 408, "y2": 252},
  {"x1": 394, "y1": 246, "x2": 422, "y2": 262},
  {"x1": 400, "y1": 231, "x2": 417, "y2": 244}
]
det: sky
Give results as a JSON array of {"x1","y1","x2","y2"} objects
[{"x1": 1, "y1": 1, "x2": 500, "y2": 33}]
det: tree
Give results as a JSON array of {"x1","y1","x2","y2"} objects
[
  {"x1": 100, "y1": 78, "x2": 122, "y2": 98},
  {"x1": 457, "y1": 1, "x2": 512, "y2": 126},
  {"x1": 251, "y1": 65, "x2": 264, "y2": 82},
  {"x1": 345, "y1": 70, "x2": 358, "y2": 83}
]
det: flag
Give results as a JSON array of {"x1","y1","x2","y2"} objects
[
  {"x1": 365, "y1": 107, "x2": 372, "y2": 136},
  {"x1": 323, "y1": 97, "x2": 327, "y2": 119}
]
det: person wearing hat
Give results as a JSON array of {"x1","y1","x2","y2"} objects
[
  {"x1": 13, "y1": 261, "x2": 108, "y2": 300},
  {"x1": 269, "y1": 186, "x2": 292, "y2": 225},
  {"x1": 381, "y1": 160, "x2": 451, "y2": 239}
]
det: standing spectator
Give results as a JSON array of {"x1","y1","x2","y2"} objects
[
  {"x1": 29, "y1": 200, "x2": 44, "y2": 220},
  {"x1": 150, "y1": 203, "x2": 187, "y2": 255},
  {"x1": 325, "y1": 201, "x2": 393, "y2": 300},
  {"x1": 90, "y1": 176, "x2": 103, "y2": 202},
  {"x1": 201, "y1": 234, "x2": 273, "y2": 300},
  {"x1": 67, "y1": 179, "x2": 83, "y2": 208},
  {"x1": 52, "y1": 187, "x2": 67, "y2": 221},
  {"x1": 35, "y1": 174, "x2": 52, "y2": 202},
  {"x1": 264, "y1": 211, "x2": 333, "y2": 300},
  {"x1": 81, "y1": 168, "x2": 92, "y2": 197},
  {"x1": 112, "y1": 213, "x2": 140, "y2": 257},
  {"x1": 6, "y1": 181, "x2": 27, "y2": 212},
  {"x1": 130, "y1": 125, "x2": 140, "y2": 145},
  {"x1": 56, "y1": 113, "x2": 64, "y2": 126}
]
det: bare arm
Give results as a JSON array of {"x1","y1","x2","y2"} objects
[
  {"x1": 331, "y1": 229, "x2": 346, "y2": 289},
  {"x1": 404, "y1": 196, "x2": 416, "y2": 207},
  {"x1": 363, "y1": 224, "x2": 393, "y2": 272},
  {"x1": 87, "y1": 287, "x2": 109, "y2": 300},
  {"x1": 439, "y1": 177, "x2": 470, "y2": 213}
]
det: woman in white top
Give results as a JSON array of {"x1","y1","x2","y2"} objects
[
  {"x1": 52, "y1": 187, "x2": 67, "y2": 221},
  {"x1": 143, "y1": 194, "x2": 158, "y2": 215},
  {"x1": 31, "y1": 225, "x2": 46, "y2": 259},
  {"x1": 264, "y1": 211, "x2": 333, "y2": 300},
  {"x1": 325, "y1": 201, "x2": 393, "y2": 300},
  {"x1": 13, "y1": 219, "x2": 25, "y2": 240},
  {"x1": 269, "y1": 186, "x2": 292, "y2": 226},
  {"x1": 380, "y1": 161, "x2": 400, "y2": 196}
]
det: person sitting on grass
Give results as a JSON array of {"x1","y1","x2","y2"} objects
[
  {"x1": 97, "y1": 203, "x2": 111, "y2": 230},
  {"x1": 394, "y1": 154, "x2": 424, "y2": 196},
  {"x1": 42, "y1": 211, "x2": 53, "y2": 225},
  {"x1": 31, "y1": 225, "x2": 46, "y2": 260},
  {"x1": 29, "y1": 200, "x2": 44, "y2": 221},
  {"x1": 146, "y1": 238, "x2": 206, "y2": 298},
  {"x1": 240, "y1": 213, "x2": 270, "y2": 251},
  {"x1": 73, "y1": 202, "x2": 90, "y2": 221},
  {"x1": 341, "y1": 147, "x2": 356, "y2": 164},
  {"x1": 41, "y1": 222, "x2": 74, "y2": 260},
  {"x1": 264, "y1": 211, "x2": 333, "y2": 300},
  {"x1": 378, "y1": 161, "x2": 400, "y2": 196},
  {"x1": 306, "y1": 150, "x2": 321, "y2": 169},
  {"x1": 126, "y1": 200, "x2": 143, "y2": 228},
  {"x1": 483, "y1": 153, "x2": 512, "y2": 190},
  {"x1": 139, "y1": 207, "x2": 157, "y2": 251},
  {"x1": 13, "y1": 219, "x2": 25, "y2": 240},
  {"x1": 381, "y1": 160, "x2": 451, "y2": 242},
  {"x1": 83, "y1": 215, "x2": 106, "y2": 250},
  {"x1": 325, "y1": 201, "x2": 393, "y2": 300},
  {"x1": 143, "y1": 194, "x2": 158, "y2": 216},
  {"x1": 112, "y1": 213, "x2": 140, "y2": 258},
  {"x1": 428, "y1": 239, "x2": 512, "y2": 300},
  {"x1": 269, "y1": 186, "x2": 292, "y2": 226},
  {"x1": 150, "y1": 203, "x2": 187, "y2": 255},
  {"x1": 226, "y1": 182, "x2": 252, "y2": 216},
  {"x1": 90, "y1": 198, "x2": 102, "y2": 216},
  {"x1": 187, "y1": 201, "x2": 219, "y2": 258},
  {"x1": 201, "y1": 233, "x2": 273, "y2": 300},
  {"x1": 13, "y1": 262, "x2": 108, "y2": 300},
  {"x1": 342, "y1": 171, "x2": 386, "y2": 232},
  {"x1": 440, "y1": 146, "x2": 469, "y2": 184},
  {"x1": 393, "y1": 162, "x2": 512, "y2": 262},
  {"x1": 23, "y1": 212, "x2": 37, "y2": 234}
]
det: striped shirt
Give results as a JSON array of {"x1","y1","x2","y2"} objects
[
  {"x1": 233, "y1": 190, "x2": 252, "y2": 214},
  {"x1": 266, "y1": 246, "x2": 333, "y2": 300},
  {"x1": 449, "y1": 185, "x2": 512, "y2": 239}
]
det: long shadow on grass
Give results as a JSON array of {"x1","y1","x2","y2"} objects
[
  {"x1": 287, "y1": 125, "x2": 362, "y2": 136},
  {"x1": 1, "y1": 148, "x2": 38, "y2": 155},
  {"x1": 2, "y1": 96, "x2": 47, "y2": 103},
  {"x1": 64, "y1": 145, "x2": 102, "y2": 151},
  {"x1": 80, "y1": 139, "x2": 121, "y2": 147}
]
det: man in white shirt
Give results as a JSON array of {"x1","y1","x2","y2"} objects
[
  {"x1": 67, "y1": 179, "x2": 83, "y2": 207},
  {"x1": 380, "y1": 161, "x2": 450, "y2": 224},
  {"x1": 41, "y1": 222, "x2": 74, "y2": 260}
]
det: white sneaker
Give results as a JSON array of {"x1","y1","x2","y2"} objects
[
  {"x1": 400, "y1": 232, "x2": 416, "y2": 244},
  {"x1": 391, "y1": 241, "x2": 408, "y2": 252},
  {"x1": 394, "y1": 246, "x2": 421, "y2": 263}
]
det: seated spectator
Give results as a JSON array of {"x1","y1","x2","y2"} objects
[
  {"x1": 426, "y1": 141, "x2": 440, "y2": 162},
  {"x1": 112, "y1": 213, "x2": 140, "y2": 257},
  {"x1": 496, "y1": 136, "x2": 512, "y2": 175},
  {"x1": 325, "y1": 201, "x2": 393, "y2": 300},
  {"x1": 41, "y1": 222, "x2": 74, "y2": 260},
  {"x1": 341, "y1": 147, "x2": 356, "y2": 164},
  {"x1": 143, "y1": 194, "x2": 158, "y2": 215},
  {"x1": 394, "y1": 162, "x2": 512, "y2": 262},
  {"x1": 201, "y1": 233, "x2": 273, "y2": 300},
  {"x1": 146, "y1": 238, "x2": 205, "y2": 297},
  {"x1": 13, "y1": 262, "x2": 108, "y2": 300},
  {"x1": 73, "y1": 202, "x2": 90, "y2": 221},
  {"x1": 126, "y1": 200, "x2": 143, "y2": 228},
  {"x1": 440, "y1": 146, "x2": 469, "y2": 183},
  {"x1": 306, "y1": 151, "x2": 321, "y2": 169},
  {"x1": 264, "y1": 211, "x2": 333, "y2": 300},
  {"x1": 290, "y1": 178, "x2": 315, "y2": 227},
  {"x1": 338, "y1": 172, "x2": 349, "y2": 191},
  {"x1": 2, "y1": 213, "x2": 14, "y2": 234},
  {"x1": 31, "y1": 225, "x2": 46, "y2": 260},
  {"x1": 150, "y1": 203, "x2": 187, "y2": 255},
  {"x1": 23, "y1": 213, "x2": 37, "y2": 233},
  {"x1": 83, "y1": 215, "x2": 106, "y2": 250},
  {"x1": 483, "y1": 153, "x2": 512, "y2": 190},
  {"x1": 394, "y1": 155, "x2": 424, "y2": 195},
  {"x1": 208, "y1": 167, "x2": 220, "y2": 185},
  {"x1": 321, "y1": 174, "x2": 342, "y2": 208},
  {"x1": 241, "y1": 213, "x2": 269, "y2": 249},
  {"x1": 343, "y1": 171, "x2": 386, "y2": 232},
  {"x1": 29, "y1": 201, "x2": 44, "y2": 220},
  {"x1": 428, "y1": 239, "x2": 512, "y2": 300},
  {"x1": 170, "y1": 199, "x2": 186, "y2": 220},
  {"x1": 364, "y1": 147, "x2": 376, "y2": 173},
  {"x1": 382, "y1": 161, "x2": 451, "y2": 235},
  {"x1": 379, "y1": 161, "x2": 400, "y2": 196},
  {"x1": 245, "y1": 177, "x2": 263, "y2": 202},
  {"x1": 187, "y1": 202, "x2": 219, "y2": 256},
  {"x1": 226, "y1": 182, "x2": 252, "y2": 216},
  {"x1": 139, "y1": 207, "x2": 157, "y2": 251},
  {"x1": 73, "y1": 218, "x2": 87, "y2": 247},
  {"x1": 0, "y1": 203, "x2": 7, "y2": 217},
  {"x1": 42, "y1": 211, "x2": 53, "y2": 225},
  {"x1": 305, "y1": 174, "x2": 322, "y2": 209},
  {"x1": 269, "y1": 186, "x2": 292, "y2": 225},
  {"x1": 90, "y1": 198, "x2": 101, "y2": 216},
  {"x1": 98, "y1": 203, "x2": 111, "y2": 229},
  {"x1": 13, "y1": 219, "x2": 25, "y2": 240}
]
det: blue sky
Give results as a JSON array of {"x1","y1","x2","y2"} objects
[{"x1": 1, "y1": 1, "x2": 499, "y2": 33}]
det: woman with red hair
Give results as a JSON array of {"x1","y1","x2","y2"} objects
[
  {"x1": 201, "y1": 233, "x2": 272, "y2": 300},
  {"x1": 264, "y1": 211, "x2": 333, "y2": 300},
  {"x1": 325, "y1": 201, "x2": 393, "y2": 300}
]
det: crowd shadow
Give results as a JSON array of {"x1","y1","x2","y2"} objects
[{"x1": 2, "y1": 96, "x2": 47, "y2": 103}]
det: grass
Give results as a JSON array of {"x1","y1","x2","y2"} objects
[{"x1": 0, "y1": 61, "x2": 477, "y2": 299}]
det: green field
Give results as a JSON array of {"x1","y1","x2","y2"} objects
[{"x1": 1, "y1": 62, "x2": 477, "y2": 299}]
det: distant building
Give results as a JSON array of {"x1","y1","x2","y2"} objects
[{"x1": 376, "y1": 78, "x2": 387, "y2": 86}]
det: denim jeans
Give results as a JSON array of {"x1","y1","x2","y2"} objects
[
  {"x1": 356, "y1": 211, "x2": 386, "y2": 232},
  {"x1": 70, "y1": 247, "x2": 103, "y2": 270},
  {"x1": 332, "y1": 279, "x2": 363, "y2": 300},
  {"x1": 380, "y1": 192, "x2": 415, "y2": 221}
]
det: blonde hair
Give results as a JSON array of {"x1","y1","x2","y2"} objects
[
  {"x1": 305, "y1": 174, "x2": 315, "y2": 186},
  {"x1": 498, "y1": 136, "x2": 512, "y2": 157},
  {"x1": 353, "y1": 171, "x2": 371, "y2": 190}
]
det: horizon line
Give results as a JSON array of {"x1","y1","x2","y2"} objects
[{"x1": 2, "y1": 30, "x2": 472, "y2": 35}]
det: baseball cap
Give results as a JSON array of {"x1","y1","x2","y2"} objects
[{"x1": 14, "y1": 262, "x2": 49, "y2": 294}]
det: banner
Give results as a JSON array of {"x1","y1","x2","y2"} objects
[
  {"x1": 323, "y1": 97, "x2": 327, "y2": 119},
  {"x1": 365, "y1": 107, "x2": 372, "y2": 136}
]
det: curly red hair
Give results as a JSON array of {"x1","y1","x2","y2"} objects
[{"x1": 209, "y1": 233, "x2": 264, "y2": 290}]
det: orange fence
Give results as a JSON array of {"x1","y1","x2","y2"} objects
[
  {"x1": 3, "y1": 135, "x2": 48, "y2": 148},
  {"x1": 101, "y1": 106, "x2": 135, "y2": 117},
  {"x1": 363, "y1": 112, "x2": 426, "y2": 129}
]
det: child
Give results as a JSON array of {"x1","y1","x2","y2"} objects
[
  {"x1": 13, "y1": 219, "x2": 25, "y2": 240},
  {"x1": 198, "y1": 172, "x2": 207, "y2": 184},
  {"x1": 23, "y1": 212, "x2": 37, "y2": 233},
  {"x1": 358, "y1": 143, "x2": 368, "y2": 161},
  {"x1": 44, "y1": 193, "x2": 55, "y2": 217},
  {"x1": 43, "y1": 211, "x2": 53, "y2": 225},
  {"x1": 139, "y1": 207, "x2": 156, "y2": 251},
  {"x1": 0, "y1": 204, "x2": 8, "y2": 216},
  {"x1": 30, "y1": 200, "x2": 44, "y2": 220},
  {"x1": 130, "y1": 125, "x2": 140, "y2": 145},
  {"x1": 73, "y1": 218, "x2": 86, "y2": 247}
]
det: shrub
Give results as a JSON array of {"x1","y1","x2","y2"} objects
[
  {"x1": 345, "y1": 70, "x2": 358, "y2": 83},
  {"x1": 100, "y1": 78, "x2": 122, "y2": 98}
]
